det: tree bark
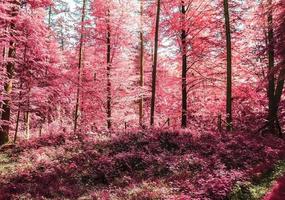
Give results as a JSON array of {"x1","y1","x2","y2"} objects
[
  {"x1": 0, "y1": 0, "x2": 20, "y2": 146},
  {"x1": 74, "y1": 0, "x2": 86, "y2": 133},
  {"x1": 39, "y1": 123, "x2": 43, "y2": 137},
  {"x1": 14, "y1": 80, "x2": 23, "y2": 144},
  {"x1": 106, "y1": 10, "x2": 112, "y2": 130},
  {"x1": 223, "y1": 0, "x2": 233, "y2": 131},
  {"x1": 150, "y1": 0, "x2": 161, "y2": 126},
  {"x1": 48, "y1": 6, "x2": 52, "y2": 27},
  {"x1": 266, "y1": 0, "x2": 284, "y2": 137},
  {"x1": 0, "y1": 45, "x2": 7, "y2": 113},
  {"x1": 139, "y1": 0, "x2": 144, "y2": 127},
  {"x1": 181, "y1": 1, "x2": 188, "y2": 128},
  {"x1": 14, "y1": 109, "x2": 20, "y2": 143},
  {"x1": 25, "y1": 111, "x2": 30, "y2": 140},
  {"x1": 14, "y1": 43, "x2": 27, "y2": 143}
]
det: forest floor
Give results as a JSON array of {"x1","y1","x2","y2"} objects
[{"x1": 0, "y1": 130, "x2": 285, "y2": 200}]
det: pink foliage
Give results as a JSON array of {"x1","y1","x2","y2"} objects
[{"x1": 1, "y1": 130, "x2": 285, "y2": 199}]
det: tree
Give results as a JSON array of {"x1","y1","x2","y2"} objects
[
  {"x1": 223, "y1": 0, "x2": 232, "y2": 131},
  {"x1": 106, "y1": 9, "x2": 112, "y2": 130},
  {"x1": 47, "y1": 0, "x2": 71, "y2": 51},
  {"x1": 181, "y1": 1, "x2": 187, "y2": 128},
  {"x1": 0, "y1": 0, "x2": 20, "y2": 145},
  {"x1": 74, "y1": 0, "x2": 87, "y2": 133},
  {"x1": 150, "y1": 0, "x2": 161, "y2": 126},
  {"x1": 266, "y1": 0, "x2": 284, "y2": 137},
  {"x1": 139, "y1": 0, "x2": 144, "y2": 127}
]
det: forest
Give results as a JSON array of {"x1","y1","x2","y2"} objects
[{"x1": 0, "y1": 0, "x2": 285, "y2": 199}]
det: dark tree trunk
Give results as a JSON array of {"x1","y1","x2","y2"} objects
[
  {"x1": 48, "y1": 6, "x2": 52, "y2": 27},
  {"x1": 14, "y1": 79, "x2": 24, "y2": 144},
  {"x1": 0, "y1": 0, "x2": 19, "y2": 146},
  {"x1": 139, "y1": 0, "x2": 144, "y2": 127},
  {"x1": 14, "y1": 109, "x2": 20, "y2": 143},
  {"x1": 74, "y1": 0, "x2": 86, "y2": 133},
  {"x1": 266, "y1": 0, "x2": 284, "y2": 137},
  {"x1": 150, "y1": 0, "x2": 161, "y2": 126},
  {"x1": 181, "y1": 1, "x2": 187, "y2": 128},
  {"x1": 39, "y1": 123, "x2": 43, "y2": 137},
  {"x1": 14, "y1": 44, "x2": 27, "y2": 143},
  {"x1": 106, "y1": 10, "x2": 112, "y2": 130},
  {"x1": 223, "y1": 0, "x2": 233, "y2": 131}
]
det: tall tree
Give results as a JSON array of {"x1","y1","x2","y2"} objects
[
  {"x1": 150, "y1": 0, "x2": 161, "y2": 126},
  {"x1": 266, "y1": 0, "x2": 284, "y2": 136},
  {"x1": 106, "y1": 9, "x2": 112, "y2": 129},
  {"x1": 0, "y1": 0, "x2": 20, "y2": 145},
  {"x1": 181, "y1": 0, "x2": 187, "y2": 128},
  {"x1": 74, "y1": 0, "x2": 87, "y2": 133},
  {"x1": 139, "y1": 0, "x2": 144, "y2": 127},
  {"x1": 266, "y1": 0, "x2": 277, "y2": 135},
  {"x1": 223, "y1": 0, "x2": 232, "y2": 131}
]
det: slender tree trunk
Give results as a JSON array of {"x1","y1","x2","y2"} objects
[
  {"x1": 39, "y1": 123, "x2": 43, "y2": 137},
  {"x1": 48, "y1": 6, "x2": 52, "y2": 27},
  {"x1": 223, "y1": 0, "x2": 233, "y2": 131},
  {"x1": 14, "y1": 80, "x2": 23, "y2": 143},
  {"x1": 0, "y1": 42, "x2": 7, "y2": 116},
  {"x1": 0, "y1": 1, "x2": 19, "y2": 146},
  {"x1": 181, "y1": 1, "x2": 187, "y2": 128},
  {"x1": 139, "y1": 0, "x2": 144, "y2": 126},
  {"x1": 74, "y1": 0, "x2": 86, "y2": 133},
  {"x1": 14, "y1": 44, "x2": 27, "y2": 143},
  {"x1": 14, "y1": 109, "x2": 20, "y2": 143},
  {"x1": 150, "y1": 0, "x2": 161, "y2": 126},
  {"x1": 25, "y1": 85, "x2": 31, "y2": 140},
  {"x1": 25, "y1": 111, "x2": 30, "y2": 140},
  {"x1": 106, "y1": 10, "x2": 112, "y2": 130},
  {"x1": 60, "y1": 28, "x2": 64, "y2": 51}
]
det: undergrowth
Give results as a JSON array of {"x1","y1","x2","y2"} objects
[{"x1": 0, "y1": 130, "x2": 284, "y2": 199}]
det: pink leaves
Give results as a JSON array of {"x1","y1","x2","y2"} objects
[
  {"x1": 2, "y1": 129, "x2": 285, "y2": 199},
  {"x1": 27, "y1": 0, "x2": 52, "y2": 8},
  {"x1": 68, "y1": 162, "x2": 77, "y2": 170}
]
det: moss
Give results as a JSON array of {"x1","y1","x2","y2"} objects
[
  {"x1": 0, "y1": 153, "x2": 14, "y2": 174},
  {"x1": 229, "y1": 161, "x2": 285, "y2": 200}
]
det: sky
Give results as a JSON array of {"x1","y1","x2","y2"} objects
[{"x1": 66, "y1": 0, "x2": 76, "y2": 10}]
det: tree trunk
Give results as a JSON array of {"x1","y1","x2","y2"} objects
[
  {"x1": 74, "y1": 0, "x2": 86, "y2": 133},
  {"x1": 14, "y1": 81, "x2": 23, "y2": 144},
  {"x1": 48, "y1": 6, "x2": 52, "y2": 27},
  {"x1": 139, "y1": 0, "x2": 144, "y2": 127},
  {"x1": 14, "y1": 44, "x2": 26, "y2": 143},
  {"x1": 181, "y1": 1, "x2": 188, "y2": 128},
  {"x1": 0, "y1": 1, "x2": 20, "y2": 146},
  {"x1": 60, "y1": 27, "x2": 64, "y2": 51},
  {"x1": 24, "y1": 86, "x2": 30, "y2": 140},
  {"x1": 0, "y1": 45, "x2": 7, "y2": 113},
  {"x1": 39, "y1": 123, "x2": 43, "y2": 137},
  {"x1": 14, "y1": 109, "x2": 20, "y2": 143},
  {"x1": 223, "y1": 0, "x2": 233, "y2": 131},
  {"x1": 150, "y1": 0, "x2": 161, "y2": 126},
  {"x1": 106, "y1": 10, "x2": 112, "y2": 130},
  {"x1": 25, "y1": 111, "x2": 30, "y2": 140}
]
